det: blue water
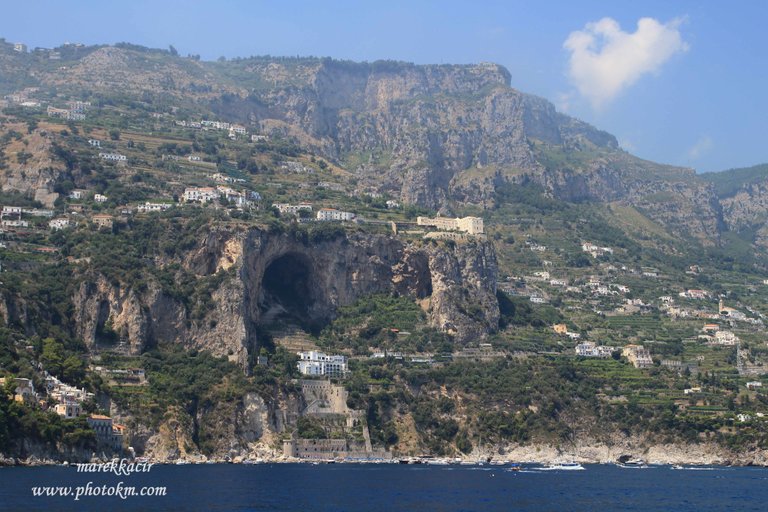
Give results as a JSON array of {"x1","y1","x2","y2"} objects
[{"x1": 0, "y1": 463, "x2": 766, "y2": 511}]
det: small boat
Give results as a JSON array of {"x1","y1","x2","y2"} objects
[
  {"x1": 617, "y1": 458, "x2": 648, "y2": 468},
  {"x1": 671, "y1": 464, "x2": 684, "y2": 470},
  {"x1": 507, "y1": 463, "x2": 522, "y2": 471},
  {"x1": 541, "y1": 462, "x2": 585, "y2": 471}
]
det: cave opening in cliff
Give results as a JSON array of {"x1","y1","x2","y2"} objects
[{"x1": 259, "y1": 253, "x2": 322, "y2": 333}]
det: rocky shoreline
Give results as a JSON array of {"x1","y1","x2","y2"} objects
[{"x1": 3, "y1": 441, "x2": 768, "y2": 467}]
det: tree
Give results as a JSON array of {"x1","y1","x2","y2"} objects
[
  {"x1": 168, "y1": 45, "x2": 178, "y2": 57},
  {"x1": 41, "y1": 338, "x2": 65, "y2": 377},
  {"x1": 109, "y1": 129, "x2": 120, "y2": 141}
]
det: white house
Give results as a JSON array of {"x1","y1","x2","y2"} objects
[
  {"x1": 69, "y1": 189, "x2": 86, "y2": 200},
  {"x1": 99, "y1": 152, "x2": 127, "y2": 162},
  {"x1": 49, "y1": 218, "x2": 71, "y2": 230},
  {"x1": 1, "y1": 219, "x2": 29, "y2": 228},
  {"x1": 1, "y1": 206, "x2": 22, "y2": 220},
  {"x1": 94, "y1": 194, "x2": 108, "y2": 203},
  {"x1": 88, "y1": 139, "x2": 101, "y2": 147},
  {"x1": 316, "y1": 208, "x2": 355, "y2": 221}
]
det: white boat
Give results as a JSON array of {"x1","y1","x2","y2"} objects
[
  {"x1": 617, "y1": 458, "x2": 648, "y2": 468},
  {"x1": 541, "y1": 462, "x2": 585, "y2": 471}
]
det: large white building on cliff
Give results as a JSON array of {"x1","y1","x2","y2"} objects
[{"x1": 416, "y1": 215, "x2": 484, "y2": 235}]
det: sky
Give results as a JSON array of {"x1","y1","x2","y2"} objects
[{"x1": 1, "y1": 0, "x2": 766, "y2": 174}]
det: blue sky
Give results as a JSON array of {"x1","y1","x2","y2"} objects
[{"x1": 2, "y1": 0, "x2": 766, "y2": 173}]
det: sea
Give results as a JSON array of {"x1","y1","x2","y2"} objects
[{"x1": 1, "y1": 463, "x2": 766, "y2": 512}]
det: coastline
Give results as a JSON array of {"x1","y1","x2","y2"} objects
[{"x1": 3, "y1": 440, "x2": 767, "y2": 467}]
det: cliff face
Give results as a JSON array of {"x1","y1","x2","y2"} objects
[
  {"x1": 205, "y1": 57, "x2": 723, "y2": 242},
  {"x1": 212, "y1": 59, "x2": 617, "y2": 210},
  {"x1": 0, "y1": 123, "x2": 64, "y2": 207},
  {"x1": 719, "y1": 181, "x2": 768, "y2": 248},
  {"x1": 71, "y1": 227, "x2": 499, "y2": 367}
]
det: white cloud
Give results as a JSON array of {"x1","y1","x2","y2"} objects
[
  {"x1": 687, "y1": 136, "x2": 713, "y2": 160},
  {"x1": 564, "y1": 17, "x2": 688, "y2": 108}
]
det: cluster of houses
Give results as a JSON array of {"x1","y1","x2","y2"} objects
[
  {"x1": 2, "y1": 87, "x2": 40, "y2": 107},
  {"x1": 1, "y1": 206, "x2": 54, "y2": 229},
  {"x1": 297, "y1": 351, "x2": 349, "y2": 378},
  {"x1": 553, "y1": 323, "x2": 582, "y2": 340},
  {"x1": 1, "y1": 369, "x2": 125, "y2": 451},
  {"x1": 1, "y1": 372, "x2": 94, "y2": 419},
  {"x1": 45, "y1": 372, "x2": 94, "y2": 418},
  {"x1": 182, "y1": 186, "x2": 260, "y2": 207},
  {"x1": 280, "y1": 161, "x2": 313, "y2": 174},
  {"x1": 270, "y1": 203, "x2": 356, "y2": 222},
  {"x1": 174, "y1": 119, "x2": 248, "y2": 140}
]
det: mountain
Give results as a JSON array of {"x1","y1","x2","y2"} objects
[
  {"x1": 4, "y1": 40, "x2": 768, "y2": 464},
  {"x1": 0, "y1": 42, "x2": 731, "y2": 246}
]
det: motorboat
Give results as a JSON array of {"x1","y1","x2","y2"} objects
[{"x1": 541, "y1": 462, "x2": 585, "y2": 471}]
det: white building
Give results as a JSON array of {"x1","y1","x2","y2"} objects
[
  {"x1": 316, "y1": 208, "x2": 355, "y2": 221},
  {"x1": 582, "y1": 242, "x2": 614, "y2": 257},
  {"x1": 69, "y1": 189, "x2": 86, "y2": 200},
  {"x1": 1, "y1": 206, "x2": 22, "y2": 219},
  {"x1": 136, "y1": 202, "x2": 173, "y2": 213},
  {"x1": 88, "y1": 139, "x2": 101, "y2": 147},
  {"x1": 417, "y1": 216, "x2": 484, "y2": 235},
  {"x1": 297, "y1": 351, "x2": 348, "y2": 378},
  {"x1": 575, "y1": 342, "x2": 615, "y2": 358},
  {"x1": 622, "y1": 345, "x2": 653, "y2": 368},
  {"x1": 1, "y1": 219, "x2": 29, "y2": 228},
  {"x1": 94, "y1": 194, "x2": 108, "y2": 203},
  {"x1": 713, "y1": 330, "x2": 738, "y2": 346},
  {"x1": 183, "y1": 187, "x2": 218, "y2": 203},
  {"x1": 49, "y1": 218, "x2": 71, "y2": 230},
  {"x1": 99, "y1": 153, "x2": 127, "y2": 162},
  {"x1": 272, "y1": 203, "x2": 313, "y2": 216}
]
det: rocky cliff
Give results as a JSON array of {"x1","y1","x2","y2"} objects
[{"x1": 71, "y1": 226, "x2": 498, "y2": 368}]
